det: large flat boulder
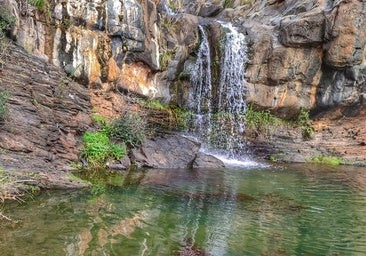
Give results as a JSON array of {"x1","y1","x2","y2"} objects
[
  {"x1": 131, "y1": 135, "x2": 200, "y2": 168},
  {"x1": 130, "y1": 135, "x2": 225, "y2": 169}
]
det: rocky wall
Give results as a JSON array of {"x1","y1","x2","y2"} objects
[{"x1": 2, "y1": 0, "x2": 366, "y2": 116}]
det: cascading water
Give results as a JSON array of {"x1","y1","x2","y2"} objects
[
  {"x1": 188, "y1": 25, "x2": 213, "y2": 141},
  {"x1": 188, "y1": 22, "x2": 249, "y2": 159}
]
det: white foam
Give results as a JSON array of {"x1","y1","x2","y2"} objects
[{"x1": 213, "y1": 153, "x2": 268, "y2": 168}]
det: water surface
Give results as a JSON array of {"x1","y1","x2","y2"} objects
[{"x1": 1, "y1": 163, "x2": 366, "y2": 256}]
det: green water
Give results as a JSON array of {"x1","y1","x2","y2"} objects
[{"x1": 1, "y1": 163, "x2": 366, "y2": 256}]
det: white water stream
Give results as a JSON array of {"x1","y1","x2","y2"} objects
[{"x1": 189, "y1": 22, "x2": 249, "y2": 160}]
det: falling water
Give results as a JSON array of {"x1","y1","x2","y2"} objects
[
  {"x1": 188, "y1": 25, "x2": 213, "y2": 140},
  {"x1": 189, "y1": 22, "x2": 248, "y2": 159}
]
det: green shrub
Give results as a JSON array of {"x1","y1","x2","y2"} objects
[
  {"x1": 309, "y1": 155, "x2": 343, "y2": 166},
  {"x1": 92, "y1": 114, "x2": 108, "y2": 126},
  {"x1": 146, "y1": 99, "x2": 168, "y2": 110},
  {"x1": 81, "y1": 131, "x2": 126, "y2": 167},
  {"x1": 160, "y1": 50, "x2": 175, "y2": 71},
  {"x1": 295, "y1": 108, "x2": 314, "y2": 139},
  {"x1": 29, "y1": 0, "x2": 46, "y2": 10},
  {"x1": 245, "y1": 104, "x2": 281, "y2": 134},
  {"x1": 0, "y1": 5, "x2": 14, "y2": 39},
  {"x1": 0, "y1": 89, "x2": 10, "y2": 121},
  {"x1": 172, "y1": 107, "x2": 193, "y2": 131},
  {"x1": 108, "y1": 112, "x2": 146, "y2": 147}
]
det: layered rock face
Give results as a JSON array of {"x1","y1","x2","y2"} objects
[
  {"x1": 238, "y1": 0, "x2": 366, "y2": 116},
  {"x1": 0, "y1": 43, "x2": 92, "y2": 171},
  {"x1": 5, "y1": 0, "x2": 365, "y2": 115},
  {"x1": 3, "y1": 0, "x2": 179, "y2": 100},
  {"x1": 1, "y1": 0, "x2": 366, "y2": 166}
]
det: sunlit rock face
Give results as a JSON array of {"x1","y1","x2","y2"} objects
[
  {"x1": 230, "y1": 0, "x2": 366, "y2": 117},
  {"x1": 8, "y1": 0, "x2": 165, "y2": 99},
  {"x1": 5, "y1": 0, "x2": 366, "y2": 116}
]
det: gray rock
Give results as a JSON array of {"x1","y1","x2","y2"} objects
[
  {"x1": 130, "y1": 135, "x2": 200, "y2": 169},
  {"x1": 107, "y1": 156, "x2": 131, "y2": 171},
  {"x1": 279, "y1": 12, "x2": 325, "y2": 47},
  {"x1": 192, "y1": 152, "x2": 225, "y2": 169}
]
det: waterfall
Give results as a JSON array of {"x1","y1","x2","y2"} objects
[
  {"x1": 188, "y1": 25, "x2": 213, "y2": 140},
  {"x1": 188, "y1": 22, "x2": 248, "y2": 159}
]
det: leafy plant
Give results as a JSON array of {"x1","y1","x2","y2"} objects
[
  {"x1": 0, "y1": 5, "x2": 14, "y2": 38},
  {"x1": 0, "y1": 5, "x2": 15, "y2": 69},
  {"x1": 81, "y1": 132, "x2": 126, "y2": 167},
  {"x1": 160, "y1": 50, "x2": 175, "y2": 71},
  {"x1": 167, "y1": 0, "x2": 181, "y2": 12},
  {"x1": 0, "y1": 89, "x2": 10, "y2": 121},
  {"x1": 172, "y1": 107, "x2": 193, "y2": 131},
  {"x1": 92, "y1": 114, "x2": 108, "y2": 127},
  {"x1": 309, "y1": 155, "x2": 343, "y2": 166},
  {"x1": 245, "y1": 104, "x2": 281, "y2": 135},
  {"x1": 146, "y1": 99, "x2": 168, "y2": 110},
  {"x1": 223, "y1": 0, "x2": 235, "y2": 8},
  {"x1": 28, "y1": 0, "x2": 46, "y2": 10},
  {"x1": 108, "y1": 112, "x2": 147, "y2": 147},
  {"x1": 90, "y1": 182, "x2": 106, "y2": 196},
  {"x1": 295, "y1": 108, "x2": 314, "y2": 139}
]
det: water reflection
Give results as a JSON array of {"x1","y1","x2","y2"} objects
[{"x1": 0, "y1": 165, "x2": 366, "y2": 255}]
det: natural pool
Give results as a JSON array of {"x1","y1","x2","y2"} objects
[{"x1": 1, "y1": 163, "x2": 366, "y2": 256}]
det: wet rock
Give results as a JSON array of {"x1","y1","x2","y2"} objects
[
  {"x1": 106, "y1": 156, "x2": 131, "y2": 171},
  {"x1": 198, "y1": 0, "x2": 224, "y2": 17},
  {"x1": 131, "y1": 135, "x2": 200, "y2": 169},
  {"x1": 192, "y1": 152, "x2": 225, "y2": 169}
]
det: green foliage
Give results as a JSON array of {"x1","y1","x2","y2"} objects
[
  {"x1": 245, "y1": 104, "x2": 281, "y2": 134},
  {"x1": 172, "y1": 107, "x2": 193, "y2": 131},
  {"x1": 0, "y1": 5, "x2": 14, "y2": 68},
  {"x1": 81, "y1": 131, "x2": 126, "y2": 167},
  {"x1": 160, "y1": 50, "x2": 175, "y2": 71},
  {"x1": 223, "y1": 0, "x2": 235, "y2": 8},
  {"x1": 245, "y1": 104, "x2": 315, "y2": 139},
  {"x1": 90, "y1": 182, "x2": 106, "y2": 196},
  {"x1": 309, "y1": 155, "x2": 343, "y2": 166},
  {"x1": 108, "y1": 112, "x2": 147, "y2": 147},
  {"x1": 167, "y1": 0, "x2": 181, "y2": 12},
  {"x1": 0, "y1": 89, "x2": 10, "y2": 121},
  {"x1": 0, "y1": 5, "x2": 14, "y2": 38},
  {"x1": 28, "y1": 0, "x2": 46, "y2": 10},
  {"x1": 224, "y1": 0, "x2": 253, "y2": 8},
  {"x1": 146, "y1": 99, "x2": 168, "y2": 110},
  {"x1": 92, "y1": 114, "x2": 108, "y2": 126},
  {"x1": 295, "y1": 108, "x2": 314, "y2": 139}
]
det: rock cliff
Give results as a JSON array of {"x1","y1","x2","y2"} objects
[{"x1": 0, "y1": 0, "x2": 365, "y2": 170}]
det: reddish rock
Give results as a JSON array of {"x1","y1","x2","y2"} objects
[
  {"x1": 0, "y1": 43, "x2": 92, "y2": 172},
  {"x1": 324, "y1": 0, "x2": 366, "y2": 68}
]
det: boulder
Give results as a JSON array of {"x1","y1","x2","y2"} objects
[
  {"x1": 106, "y1": 156, "x2": 131, "y2": 171},
  {"x1": 324, "y1": 0, "x2": 366, "y2": 68},
  {"x1": 279, "y1": 11, "x2": 325, "y2": 47},
  {"x1": 192, "y1": 152, "x2": 225, "y2": 169},
  {"x1": 130, "y1": 135, "x2": 200, "y2": 168},
  {"x1": 130, "y1": 135, "x2": 226, "y2": 169}
]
